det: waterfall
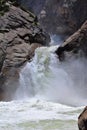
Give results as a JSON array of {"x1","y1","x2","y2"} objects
[{"x1": 14, "y1": 45, "x2": 87, "y2": 106}]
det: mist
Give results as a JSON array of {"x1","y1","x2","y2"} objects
[{"x1": 44, "y1": 57, "x2": 87, "y2": 106}]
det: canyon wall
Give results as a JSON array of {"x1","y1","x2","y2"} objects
[{"x1": 19, "y1": 0, "x2": 87, "y2": 36}]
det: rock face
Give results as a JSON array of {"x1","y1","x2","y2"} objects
[
  {"x1": 78, "y1": 106, "x2": 87, "y2": 130},
  {"x1": 39, "y1": 0, "x2": 87, "y2": 35},
  {"x1": 19, "y1": 0, "x2": 87, "y2": 36},
  {"x1": 55, "y1": 20, "x2": 87, "y2": 60},
  {"x1": 18, "y1": 0, "x2": 46, "y2": 15},
  {"x1": 0, "y1": 3, "x2": 50, "y2": 100}
]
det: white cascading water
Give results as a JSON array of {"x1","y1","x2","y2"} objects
[{"x1": 15, "y1": 44, "x2": 87, "y2": 107}]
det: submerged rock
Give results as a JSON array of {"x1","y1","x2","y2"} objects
[
  {"x1": 55, "y1": 20, "x2": 87, "y2": 60},
  {"x1": 78, "y1": 106, "x2": 87, "y2": 130},
  {"x1": 0, "y1": 2, "x2": 50, "y2": 100}
]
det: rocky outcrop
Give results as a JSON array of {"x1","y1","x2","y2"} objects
[
  {"x1": 78, "y1": 106, "x2": 87, "y2": 130},
  {"x1": 55, "y1": 20, "x2": 87, "y2": 60},
  {"x1": 0, "y1": 3, "x2": 50, "y2": 100}
]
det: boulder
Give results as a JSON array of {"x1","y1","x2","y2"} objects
[
  {"x1": 78, "y1": 106, "x2": 87, "y2": 130},
  {"x1": 55, "y1": 20, "x2": 87, "y2": 60},
  {"x1": 0, "y1": 2, "x2": 50, "y2": 101}
]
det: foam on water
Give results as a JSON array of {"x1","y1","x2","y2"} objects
[{"x1": 0, "y1": 99, "x2": 84, "y2": 130}]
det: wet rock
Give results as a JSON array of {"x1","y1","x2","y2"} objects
[
  {"x1": 55, "y1": 20, "x2": 87, "y2": 60},
  {"x1": 27, "y1": 43, "x2": 42, "y2": 60},
  {"x1": 78, "y1": 106, "x2": 87, "y2": 130},
  {"x1": 0, "y1": 67, "x2": 20, "y2": 101},
  {"x1": 0, "y1": 47, "x2": 5, "y2": 72}
]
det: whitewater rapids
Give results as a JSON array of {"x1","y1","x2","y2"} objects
[{"x1": 0, "y1": 99, "x2": 83, "y2": 130}]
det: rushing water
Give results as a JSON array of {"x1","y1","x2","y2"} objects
[
  {"x1": 0, "y1": 99, "x2": 84, "y2": 130},
  {"x1": 0, "y1": 43, "x2": 87, "y2": 129}
]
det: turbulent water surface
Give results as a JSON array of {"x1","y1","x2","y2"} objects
[
  {"x1": 0, "y1": 39, "x2": 87, "y2": 130},
  {"x1": 0, "y1": 99, "x2": 84, "y2": 130}
]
